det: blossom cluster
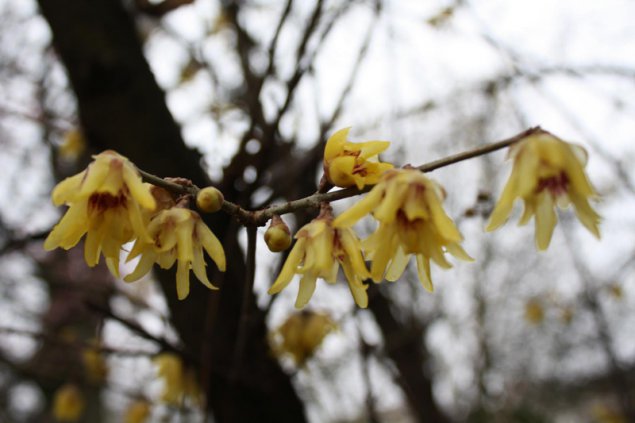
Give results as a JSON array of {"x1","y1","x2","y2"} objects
[
  {"x1": 268, "y1": 129, "x2": 600, "y2": 308},
  {"x1": 269, "y1": 311, "x2": 338, "y2": 366},
  {"x1": 44, "y1": 151, "x2": 226, "y2": 299},
  {"x1": 44, "y1": 129, "x2": 600, "y2": 309}
]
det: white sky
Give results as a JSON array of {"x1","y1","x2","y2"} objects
[{"x1": 1, "y1": 0, "x2": 635, "y2": 421}]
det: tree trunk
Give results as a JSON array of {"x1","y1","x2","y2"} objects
[
  {"x1": 368, "y1": 285, "x2": 450, "y2": 423},
  {"x1": 36, "y1": 0, "x2": 305, "y2": 420}
]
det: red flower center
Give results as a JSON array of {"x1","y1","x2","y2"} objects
[{"x1": 536, "y1": 172, "x2": 569, "y2": 196}]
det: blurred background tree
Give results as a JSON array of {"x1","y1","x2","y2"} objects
[{"x1": 0, "y1": 0, "x2": 633, "y2": 421}]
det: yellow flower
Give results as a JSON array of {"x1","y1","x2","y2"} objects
[
  {"x1": 323, "y1": 127, "x2": 393, "y2": 189},
  {"x1": 269, "y1": 311, "x2": 337, "y2": 366},
  {"x1": 334, "y1": 168, "x2": 473, "y2": 291},
  {"x1": 268, "y1": 206, "x2": 370, "y2": 308},
  {"x1": 124, "y1": 400, "x2": 151, "y2": 423},
  {"x1": 524, "y1": 298, "x2": 545, "y2": 325},
  {"x1": 486, "y1": 133, "x2": 600, "y2": 250},
  {"x1": 592, "y1": 403, "x2": 626, "y2": 423},
  {"x1": 124, "y1": 207, "x2": 226, "y2": 300},
  {"x1": 58, "y1": 128, "x2": 86, "y2": 161},
  {"x1": 44, "y1": 151, "x2": 156, "y2": 276},
  {"x1": 82, "y1": 347, "x2": 108, "y2": 385},
  {"x1": 52, "y1": 384, "x2": 84, "y2": 422},
  {"x1": 607, "y1": 283, "x2": 623, "y2": 300},
  {"x1": 153, "y1": 352, "x2": 201, "y2": 406}
]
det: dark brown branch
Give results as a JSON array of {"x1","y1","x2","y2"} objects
[
  {"x1": 85, "y1": 301, "x2": 187, "y2": 360},
  {"x1": 135, "y1": 0, "x2": 194, "y2": 18}
]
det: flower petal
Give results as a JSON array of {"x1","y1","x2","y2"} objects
[
  {"x1": 268, "y1": 238, "x2": 306, "y2": 294},
  {"x1": 176, "y1": 260, "x2": 191, "y2": 300},
  {"x1": 535, "y1": 192, "x2": 557, "y2": 250},
  {"x1": 124, "y1": 251, "x2": 157, "y2": 282},
  {"x1": 198, "y1": 221, "x2": 226, "y2": 271},
  {"x1": 295, "y1": 273, "x2": 317, "y2": 309}
]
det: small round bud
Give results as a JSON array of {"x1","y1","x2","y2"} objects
[
  {"x1": 196, "y1": 186, "x2": 224, "y2": 213},
  {"x1": 264, "y1": 215, "x2": 292, "y2": 252}
]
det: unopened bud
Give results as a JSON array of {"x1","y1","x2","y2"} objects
[
  {"x1": 196, "y1": 187, "x2": 224, "y2": 213},
  {"x1": 264, "y1": 215, "x2": 292, "y2": 252}
]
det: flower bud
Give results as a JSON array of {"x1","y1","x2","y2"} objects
[
  {"x1": 264, "y1": 215, "x2": 292, "y2": 252},
  {"x1": 196, "y1": 186, "x2": 224, "y2": 213}
]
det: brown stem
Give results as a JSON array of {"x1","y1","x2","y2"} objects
[{"x1": 138, "y1": 126, "x2": 545, "y2": 226}]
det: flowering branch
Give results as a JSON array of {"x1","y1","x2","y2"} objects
[
  {"x1": 44, "y1": 124, "x2": 600, "y2": 309},
  {"x1": 138, "y1": 126, "x2": 545, "y2": 226}
]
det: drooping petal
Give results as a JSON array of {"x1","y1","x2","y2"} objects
[
  {"x1": 425, "y1": 189, "x2": 461, "y2": 242},
  {"x1": 79, "y1": 158, "x2": 110, "y2": 197},
  {"x1": 295, "y1": 274, "x2": 317, "y2": 309},
  {"x1": 373, "y1": 181, "x2": 407, "y2": 223},
  {"x1": 122, "y1": 166, "x2": 156, "y2": 210},
  {"x1": 346, "y1": 277, "x2": 368, "y2": 308},
  {"x1": 127, "y1": 201, "x2": 152, "y2": 243},
  {"x1": 51, "y1": 172, "x2": 85, "y2": 205},
  {"x1": 485, "y1": 176, "x2": 518, "y2": 232},
  {"x1": 175, "y1": 221, "x2": 195, "y2": 263},
  {"x1": 369, "y1": 231, "x2": 394, "y2": 282},
  {"x1": 416, "y1": 255, "x2": 433, "y2": 292},
  {"x1": 385, "y1": 247, "x2": 409, "y2": 282},
  {"x1": 176, "y1": 260, "x2": 191, "y2": 300},
  {"x1": 535, "y1": 192, "x2": 558, "y2": 250},
  {"x1": 191, "y1": 245, "x2": 218, "y2": 290},
  {"x1": 569, "y1": 190, "x2": 601, "y2": 239},
  {"x1": 198, "y1": 221, "x2": 226, "y2": 271},
  {"x1": 44, "y1": 202, "x2": 89, "y2": 250},
  {"x1": 124, "y1": 251, "x2": 157, "y2": 282},
  {"x1": 339, "y1": 229, "x2": 370, "y2": 280},
  {"x1": 268, "y1": 238, "x2": 306, "y2": 294},
  {"x1": 157, "y1": 251, "x2": 177, "y2": 269},
  {"x1": 106, "y1": 257, "x2": 120, "y2": 278},
  {"x1": 445, "y1": 242, "x2": 474, "y2": 262},
  {"x1": 84, "y1": 224, "x2": 104, "y2": 267},
  {"x1": 333, "y1": 186, "x2": 384, "y2": 228}
]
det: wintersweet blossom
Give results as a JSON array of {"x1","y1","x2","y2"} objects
[
  {"x1": 486, "y1": 133, "x2": 601, "y2": 250},
  {"x1": 334, "y1": 168, "x2": 473, "y2": 291},
  {"x1": 124, "y1": 400, "x2": 151, "y2": 423},
  {"x1": 82, "y1": 347, "x2": 108, "y2": 385},
  {"x1": 44, "y1": 151, "x2": 156, "y2": 276},
  {"x1": 269, "y1": 311, "x2": 337, "y2": 366},
  {"x1": 268, "y1": 206, "x2": 370, "y2": 308},
  {"x1": 323, "y1": 127, "x2": 393, "y2": 189},
  {"x1": 124, "y1": 207, "x2": 226, "y2": 300},
  {"x1": 153, "y1": 353, "x2": 201, "y2": 406},
  {"x1": 52, "y1": 384, "x2": 84, "y2": 422}
]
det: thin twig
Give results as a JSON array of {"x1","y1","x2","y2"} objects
[
  {"x1": 0, "y1": 326, "x2": 156, "y2": 357},
  {"x1": 138, "y1": 126, "x2": 545, "y2": 226},
  {"x1": 85, "y1": 301, "x2": 187, "y2": 360}
]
